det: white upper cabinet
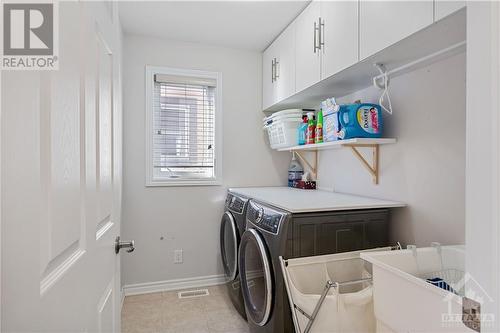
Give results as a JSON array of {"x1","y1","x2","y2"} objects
[
  {"x1": 262, "y1": 42, "x2": 277, "y2": 110},
  {"x1": 359, "y1": 1, "x2": 433, "y2": 60},
  {"x1": 275, "y1": 23, "x2": 296, "y2": 103},
  {"x1": 434, "y1": 1, "x2": 465, "y2": 21},
  {"x1": 295, "y1": 1, "x2": 321, "y2": 93},
  {"x1": 262, "y1": 0, "x2": 460, "y2": 111},
  {"x1": 320, "y1": 1, "x2": 358, "y2": 79},
  {"x1": 262, "y1": 22, "x2": 296, "y2": 110}
]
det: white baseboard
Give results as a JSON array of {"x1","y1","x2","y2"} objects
[{"x1": 122, "y1": 274, "x2": 226, "y2": 296}]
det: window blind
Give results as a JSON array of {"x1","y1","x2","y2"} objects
[{"x1": 152, "y1": 74, "x2": 216, "y2": 180}]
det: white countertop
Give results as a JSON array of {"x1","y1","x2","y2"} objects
[{"x1": 228, "y1": 187, "x2": 406, "y2": 213}]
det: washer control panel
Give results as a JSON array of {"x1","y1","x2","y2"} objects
[{"x1": 247, "y1": 200, "x2": 287, "y2": 235}]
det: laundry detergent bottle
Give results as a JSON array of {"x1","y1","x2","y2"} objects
[
  {"x1": 315, "y1": 109, "x2": 324, "y2": 144},
  {"x1": 337, "y1": 103, "x2": 383, "y2": 139},
  {"x1": 288, "y1": 152, "x2": 304, "y2": 187},
  {"x1": 297, "y1": 115, "x2": 308, "y2": 145},
  {"x1": 306, "y1": 112, "x2": 316, "y2": 144}
]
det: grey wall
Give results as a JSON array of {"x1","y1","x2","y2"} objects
[
  {"x1": 121, "y1": 34, "x2": 289, "y2": 286},
  {"x1": 317, "y1": 52, "x2": 466, "y2": 246}
]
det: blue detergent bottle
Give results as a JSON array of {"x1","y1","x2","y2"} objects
[
  {"x1": 337, "y1": 103, "x2": 383, "y2": 139},
  {"x1": 297, "y1": 115, "x2": 308, "y2": 145}
]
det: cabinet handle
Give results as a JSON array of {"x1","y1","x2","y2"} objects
[
  {"x1": 271, "y1": 58, "x2": 275, "y2": 82},
  {"x1": 275, "y1": 59, "x2": 280, "y2": 80},
  {"x1": 313, "y1": 21, "x2": 318, "y2": 53},
  {"x1": 319, "y1": 17, "x2": 325, "y2": 51}
]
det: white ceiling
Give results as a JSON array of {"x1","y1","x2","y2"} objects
[{"x1": 118, "y1": 1, "x2": 309, "y2": 51}]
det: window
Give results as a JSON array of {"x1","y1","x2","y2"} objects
[{"x1": 145, "y1": 66, "x2": 222, "y2": 186}]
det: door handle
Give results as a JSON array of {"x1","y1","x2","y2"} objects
[{"x1": 115, "y1": 236, "x2": 135, "y2": 254}]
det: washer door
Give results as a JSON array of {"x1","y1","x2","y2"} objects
[
  {"x1": 239, "y1": 228, "x2": 273, "y2": 326},
  {"x1": 220, "y1": 212, "x2": 239, "y2": 281}
]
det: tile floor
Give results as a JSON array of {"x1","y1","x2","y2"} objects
[{"x1": 122, "y1": 285, "x2": 249, "y2": 333}]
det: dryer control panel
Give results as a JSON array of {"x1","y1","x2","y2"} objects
[
  {"x1": 225, "y1": 193, "x2": 248, "y2": 215},
  {"x1": 247, "y1": 200, "x2": 287, "y2": 235}
]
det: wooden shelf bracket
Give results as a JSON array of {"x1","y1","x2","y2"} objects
[
  {"x1": 281, "y1": 139, "x2": 393, "y2": 185},
  {"x1": 346, "y1": 144, "x2": 380, "y2": 184},
  {"x1": 293, "y1": 150, "x2": 318, "y2": 179}
]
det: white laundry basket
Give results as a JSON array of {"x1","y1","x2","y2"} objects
[
  {"x1": 361, "y1": 245, "x2": 473, "y2": 333},
  {"x1": 264, "y1": 118, "x2": 302, "y2": 149},
  {"x1": 280, "y1": 248, "x2": 391, "y2": 333},
  {"x1": 263, "y1": 109, "x2": 304, "y2": 125},
  {"x1": 263, "y1": 109, "x2": 304, "y2": 149}
]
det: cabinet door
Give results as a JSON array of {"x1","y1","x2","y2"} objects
[
  {"x1": 359, "y1": 1, "x2": 433, "y2": 60},
  {"x1": 262, "y1": 43, "x2": 277, "y2": 110},
  {"x1": 434, "y1": 1, "x2": 465, "y2": 21},
  {"x1": 347, "y1": 210, "x2": 389, "y2": 249},
  {"x1": 274, "y1": 22, "x2": 296, "y2": 102},
  {"x1": 321, "y1": 1, "x2": 358, "y2": 79},
  {"x1": 292, "y1": 214, "x2": 349, "y2": 257},
  {"x1": 295, "y1": 1, "x2": 321, "y2": 93},
  {"x1": 364, "y1": 220, "x2": 389, "y2": 249},
  {"x1": 330, "y1": 222, "x2": 365, "y2": 253}
]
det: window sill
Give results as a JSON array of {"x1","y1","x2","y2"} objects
[{"x1": 145, "y1": 179, "x2": 222, "y2": 187}]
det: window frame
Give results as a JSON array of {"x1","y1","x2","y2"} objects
[{"x1": 145, "y1": 65, "x2": 223, "y2": 187}]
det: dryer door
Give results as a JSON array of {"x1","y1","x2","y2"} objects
[
  {"x1": 239, "y1": 228, "x2": 273, "y2": 326},
  {"x1": 220, "y1": 212, "x2": 239, "y2": 281}
]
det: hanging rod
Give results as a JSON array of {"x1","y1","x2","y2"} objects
[{"x1": 373, "y1": 40, "x2": 466, "y2": 82}]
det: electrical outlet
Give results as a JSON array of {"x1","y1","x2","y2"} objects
[{"x1": 174, "y1": 249, "x2": 183, "y2": 264}]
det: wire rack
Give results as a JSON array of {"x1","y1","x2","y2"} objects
[{"x1": 420, "y1": 268, "x2": 465, "y2": 296}]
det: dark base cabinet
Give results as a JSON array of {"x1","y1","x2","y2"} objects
[
  {"x1": 277, "y1": 208, "x2": 390, "y2": 333},
  {"x1": 288, "y1": 209, "x2": 389, "y2": 258}
]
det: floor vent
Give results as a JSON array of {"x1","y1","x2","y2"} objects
[{"x1": 178, "y1": 289, "x2": 210, "y2": 299}]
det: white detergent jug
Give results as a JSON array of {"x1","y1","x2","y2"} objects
[{"x1": 288, "y1": 153, "x2": 303, "y2": 187}]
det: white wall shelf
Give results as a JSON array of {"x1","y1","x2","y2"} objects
[
  {"x1": 279, "y1": 138, "x2": 397, "y2": 184},
  {"x1": 277, "y1": 138, "x2": 397, "y2": 152}
]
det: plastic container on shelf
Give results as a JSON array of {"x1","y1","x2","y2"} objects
[
  {"x1": 263, "y1": 109, "x2": 304, "y2": 126},
  {"x1": 306, "y1": 112, "x2": 316, "y2": 144},
  {"x1": 264, "y1": 118, "x2": 302, "y2": 149},
  {"x1": 361, "y1": 245, "x2": 471, "y2": 333},
  {"x1": 298, "y1": 116, "x2": 308, "y2": 145},
  {"x1": 264, "y1": 109, "x2": 305, "y2": 149},
  {"x1": 337, "y1": 103, "x2": 383, "y2": 139},
  {"x1": 288, "y1": 153, "x2": 304, "y2": 187},
  {"x1": 315, "y1": 109, "x2": 324, "y2": 144}
]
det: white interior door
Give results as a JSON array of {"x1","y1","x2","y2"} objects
[
  {"x1": 1, "y1": 2, "x2": 123, "y2": 332},
  {"x1": 466, "y1": 2, "x2": 500, "y2": 331}
]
